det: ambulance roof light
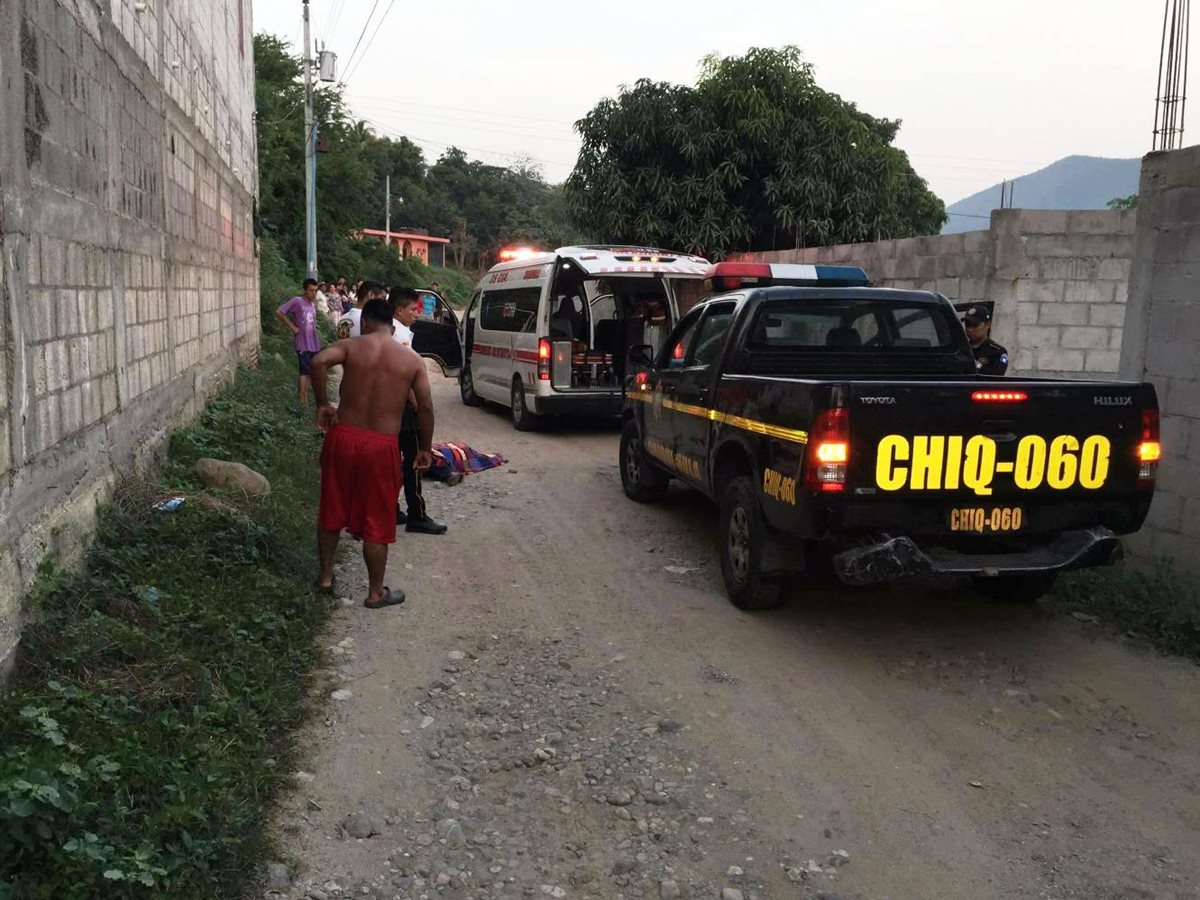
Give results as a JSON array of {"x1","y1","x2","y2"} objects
[{"x1": 497, "y1": 246, "x2": 541, "y2": 262}]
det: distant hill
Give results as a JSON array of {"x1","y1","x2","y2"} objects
[{"x1": 941, "y1": 155, "x2": 1141, "y2": 234}]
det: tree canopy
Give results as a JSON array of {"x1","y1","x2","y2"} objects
[
  {"x1": 252, "y1": 34, "x2": 581, "y2": 284},
  {"x1": 565, "y1": 47, "x2": 946, "y2": 258}
]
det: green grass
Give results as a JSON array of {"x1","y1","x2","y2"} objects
[
  {"x1": 0, "y1": 314, "x2": 330, "y2": 896},
  {"x1": 1049, "y1": 562, "x2": 1200, "y2": 661}
]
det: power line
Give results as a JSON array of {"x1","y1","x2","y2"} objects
[
  {"x1": 322, "y1": 0, "x2": 347, "y2": 38},
  {"x1": 339, "y1": 0, "x2": 383, "y2": 82},
  {"x1": 340, "y1": 0, "x2": 399, "y2": 84},
  {"x1": 361, "y1": 117, "x2": 576, "y2": 169},
  {"x1": 347, "y1": 93, "x2": 580, "y2": 126},
  {"x1": 350, "y1": 102, "x2": 581, "y2": 142},
  {"x1": 348, "y1": 99, "x2": 576, "y2": 137}
]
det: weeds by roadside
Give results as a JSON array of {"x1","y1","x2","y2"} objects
[
  {"x1": 0, "y1": 321, "x2": 329, "y2": 897},
  {"x1": 1050, "y1": 562, "x2": 1200, "y2": 662}
]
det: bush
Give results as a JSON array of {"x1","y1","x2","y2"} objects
[
  {"x1": 1050, "y1": 562, "x2": 1200, "y2": 661},
  {"x1": 0, "y1": 329, "x2": 330, "y2": 897}
]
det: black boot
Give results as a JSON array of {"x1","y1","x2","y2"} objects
[{"x1": 406, "y1": 516, "x2": 448, "y2": 535}]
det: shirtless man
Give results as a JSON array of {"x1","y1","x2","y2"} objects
[{"x1": 310, "y1": 299, "x2": 435, "y2": 608}]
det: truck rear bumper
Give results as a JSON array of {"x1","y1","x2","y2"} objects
[{"x1": 832, "y1": 527, "x2": 1120, "y2": 587}]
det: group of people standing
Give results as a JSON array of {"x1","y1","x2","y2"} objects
[{"x1": 275, "y1": 278, "x2": 447, "y2": 610}]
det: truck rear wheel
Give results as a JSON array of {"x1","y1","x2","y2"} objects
[
  {"x1": 973, "y1": 573, "x2": 1057, "y2": 605},
  {"x1": 720, "y1": 476, "x2": 786, "y2": 610},
  {"x1": 620, "y1": 420, "x2": 669, "y2": 502}
]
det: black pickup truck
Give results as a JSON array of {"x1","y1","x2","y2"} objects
[{"x1": 619, "y1": 267, "x2": 1161, "y2": 609}]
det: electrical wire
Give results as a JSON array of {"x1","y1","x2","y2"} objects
[
  {"x1": 322, "y1": 0, "x2": 347, "y2": 39},
  {"x1": 349, "y1": 102, "x2": 580, "y2": 142},
  {"x1": 361, "y1": 117, "x2": 575, "y2": 169},
  {"x1": 340, "y1": 0, "x2": 399, "y2": 84},
  {"x1": 347, "y1": 94, "x2": 579, "y2": 127},
  {"x1": 338, "y1": 0, "x2": 383, "y2": 83}
]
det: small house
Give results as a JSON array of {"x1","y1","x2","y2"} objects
[{"x1": 353, "y1": 228, "x2": 451, "y2": 267}]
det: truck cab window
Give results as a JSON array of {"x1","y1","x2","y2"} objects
[
  {"x1": 660, "y1": 309, "x2": 705, "y2": 369},
  {"x1": 689, "y1": 304, "x2": 737, "y2": 368}
]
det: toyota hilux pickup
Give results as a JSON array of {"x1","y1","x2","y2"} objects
[{"x1": 619, "y1": 263, "x2": 1161, "y2": 609}]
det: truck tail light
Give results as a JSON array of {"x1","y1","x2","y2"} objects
[
  {"x1": 805, "y1": 408, "x2": 850, "y2": 493},
  {"x1": 1136, "y1": 408, "x2": 1161, "y2": 486},
  {"x1": 538, "y1": 338, "x2": 551, "y2": 381}
]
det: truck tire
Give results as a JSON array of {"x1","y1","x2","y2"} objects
[
  {"x1": 973, "y1": 573, "x2": 1057, "y2": 605},
  {"x1": 459, "y1": 362, "x2": 481, "y2": 407},
  {"x1": 511, "y1": 378, "x2": 539, "y2": 431},
  {"x1": 719, "y1": 476, "x2": 786, "y2": 610},
  {"x1": 620, "y1": 420, "x2": 669, "y2": 502}
]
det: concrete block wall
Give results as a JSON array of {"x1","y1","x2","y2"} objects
[
  {"x1": 990, "y1": 210, "x2": 1136, "y2": 378},
  {"x1": 0, "y1": 0, "x2": 259, "y2": 670},
  {"x1": 1119, "y1": 146, "x2": 1200, "y2": 573},
  {"x1": 740, "y1": 230, "x2": 992, "y2": 307},
  {"x1": 736, "y1": 209, "x2": 1136, "y2": 380}
]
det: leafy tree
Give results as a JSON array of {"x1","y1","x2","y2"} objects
[
  {"x1": 253, "y1": 34, "x2": 583, "y2": 281},
  {"x1": 566, "y1": 46, "x2": 945, "y2": 258},
  {"x1": 1107, "y1": 194, "x2": 1137, "y2": 210}
]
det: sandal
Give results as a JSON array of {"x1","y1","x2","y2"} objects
[{"x1": 364, "y1": 586, "x2": 406, "y2": 609}]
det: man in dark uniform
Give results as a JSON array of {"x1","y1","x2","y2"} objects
[{"x1": 961, "y1": 306, "x2": 1009, "y2": 375}]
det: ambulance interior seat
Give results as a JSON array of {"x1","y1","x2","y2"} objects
[
  {"x1": 551, "y1": 314, "x2": 575, "y2": 340},
  {"x1": 593, "y1": 318, "x2": 621, "y2": 355},
  {"x1": 552, "y1": 296, "x2": 585, "y2": 341},
  {"x1": 826, "y1": 327, "x2": 863, "y2": 348}
]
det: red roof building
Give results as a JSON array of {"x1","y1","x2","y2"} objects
[{"x1": 354, "y1": 228, "x2": 451, "y2": 267}]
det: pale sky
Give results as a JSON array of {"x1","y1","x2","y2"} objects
[{"x1": 253, "y1": 0, "x2": 1191, "y2": 207}]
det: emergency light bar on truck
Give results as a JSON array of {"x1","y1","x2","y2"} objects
[{"x1": 706, "y1": 262, "x2": 871, "y2": 292}]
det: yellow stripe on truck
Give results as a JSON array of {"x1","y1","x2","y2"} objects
[{"x1": 628, "y1": 390, "x2": 808, "y2": 445}]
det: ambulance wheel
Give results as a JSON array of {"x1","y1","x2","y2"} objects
[
  {"x1": 973, "y1": 573, "x2": 1057, "y2": 605},
  {"x1": 511, "y1": 378, "x2": 539, "y2": 431},
  {"x1": 459, "y1": 362, "x2": 481, "y2": 407},
  {"x1": 720, "y1": 476, "x2": 786, "y2": 610},
  {"x1": 620, "y1": 420, "x2": 669, "y2": 503}
]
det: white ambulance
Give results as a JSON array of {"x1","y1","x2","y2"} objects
[{"x1": 411, "y1": 245, "x2": 711, "y2": 429}]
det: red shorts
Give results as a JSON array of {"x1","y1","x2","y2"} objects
[{"x1": 318, "y1": 423, "x2": 403, "y2": 544}]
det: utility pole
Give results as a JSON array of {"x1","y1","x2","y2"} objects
[
  {"x1": 385, "y1": 174, "x2": 391, "y2": 247},
  {"x1": 303, "y1": 0, "x2": 317, "y2": 279}
]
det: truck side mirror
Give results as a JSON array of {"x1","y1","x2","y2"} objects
[{"x1": 627, "y1": 344, "x2": 654, "y2": 367}]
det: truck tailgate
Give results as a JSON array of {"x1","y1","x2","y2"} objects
[{"x1": 840, "y1": 379, "x2": 1158, "y2": 537}]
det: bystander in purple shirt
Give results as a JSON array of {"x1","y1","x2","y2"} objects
[{"x1": 277, "y1": 296, "x2": 322, "y2": 353}]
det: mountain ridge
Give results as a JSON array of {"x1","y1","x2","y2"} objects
[{"x1": 940, "y1": 155, "x2": 1140, "y2": 234}]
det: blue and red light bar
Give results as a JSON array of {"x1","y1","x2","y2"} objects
[{"x1": 706, "y1": 262, "x2": 870, "y2": 291}]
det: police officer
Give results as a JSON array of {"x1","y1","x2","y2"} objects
[{"x1": 961, "y1": 306, "x2": 1009, "y2": 375}]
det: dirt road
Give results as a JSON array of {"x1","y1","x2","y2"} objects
[{"x1": 274, "y1": 370, "x2": 1200, "y2": 900}]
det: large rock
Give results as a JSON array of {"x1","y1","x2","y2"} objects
[{"x1": 195, "y1": 458, "x2": 271, "y2": 496}]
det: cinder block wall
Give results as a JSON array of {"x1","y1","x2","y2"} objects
[
  {"x1": 738, "y1": 230, "x2": 992, "y2": 308},
  {"x1": 990, "y1": 210, "x2": 1135, "y2": 378},
  {"x1": 1119, "y1": 147, "x2": 1200, "y2": 572},
  {"x1": 0, "y1": 0, "x2": 259, "y2": 669},
  {"x1": 735, "y1": 209, "x2": 1136, "y2": 379}
]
